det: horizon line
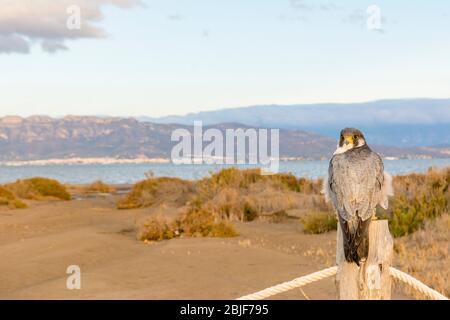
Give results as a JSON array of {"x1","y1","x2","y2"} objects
[{"x1": 1, "y1": 97, "x2": 450, "y2": 119}]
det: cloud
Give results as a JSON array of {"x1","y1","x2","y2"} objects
[
  {"x1": 289, "y1": 0, "x2": 314, "y2": 11},
  {"x1": 343, "y1": 8, "x2": 388, "y2": 33},
  {"x1": 167, "y1": 14, "x2": 183, "y2": 21},
  {"x1": 290, "y1": 0, "x2": 340, "y2": 12},
  {"x1": 0, "y1": 0, "x2": 141, "y2": 54},
  {"x1": 319, "y1": 3, "x2": 339, "y2": 11},
  {"x1": 41, "y1": 40, "x2": 69, "y2": 53},
  {"x1": 0, "y1": 34, "x2": 30, "y2": 54},
  {"x1": 343, "y1": 10, "x2": 366, "y2": 26},
  {"x1": 284, "y1": 1, "x2": 340, "y2": 22},
  {"x1": 202, "y1": 29, "x2": 210, "y2": 38}
]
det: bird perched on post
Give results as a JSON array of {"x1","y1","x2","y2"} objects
[{"x1": 323, "y1": 128, "x2": 393, "y2": 266}]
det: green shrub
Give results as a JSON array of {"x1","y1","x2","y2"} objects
[{"x1": 386, "y1": 168, "x2": 449, "y2": 237}]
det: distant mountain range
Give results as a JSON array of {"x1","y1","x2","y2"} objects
[
  {"x1": 141, "y1": 98, "x2": 450, "y2": 148},
  {"x1": 0, "y1": 115, "x2": 448, "y2": 162}
]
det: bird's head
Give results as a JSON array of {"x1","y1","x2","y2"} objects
[{"x1": 334, "y1": 128, "x2": 366, "y2": 155}]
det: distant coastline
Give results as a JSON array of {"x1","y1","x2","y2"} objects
[
  {"x1": 0, "y1": 157, "x2": 171, "y2": 167},
  {"x1": 0, "y1": 156, "x2": 438, "y2": 167},
  {"x1": 1, "y1": 156, "x2": 447, "y2": 167},
  {"x1": 1, "y1": 158, "x2": 449, "y2": 184},
  {"x1": 0, "y1": 156, "x2": 397, "y2": 167}
]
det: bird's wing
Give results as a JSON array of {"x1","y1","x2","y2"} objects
[
  {"x1": 379, "y1": 171, "x2": 394, "y2": 210},
  {"x1": 328, "y1": 150, "x2": 384, "y2": 221}
]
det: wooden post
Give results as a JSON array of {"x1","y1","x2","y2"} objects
[{"x1": 336, "y1": 219, "x2": 393, "y2": 300}]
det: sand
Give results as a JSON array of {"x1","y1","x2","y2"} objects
[{"x1": 0, "y1": 194, "x2": 409, "y2": 300}]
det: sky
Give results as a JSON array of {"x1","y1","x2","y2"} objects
[{"x1": 0, "y1": 0, "x2": 449, "y2": 117}]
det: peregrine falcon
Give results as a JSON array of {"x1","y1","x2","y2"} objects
[{"x1": 323, "y1": 128, "x2": 393, "y2": 265}]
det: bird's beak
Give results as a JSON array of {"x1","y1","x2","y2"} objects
[{"x1": 344, "y1": 136, "x2": 353, "y2": 146}]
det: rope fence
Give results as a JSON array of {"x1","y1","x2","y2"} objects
[
  {"x1": 389, "y1": 267, "x2": 448, "y2": 301},
  {"x1": 236, "y1": 266, "x2": 337, "y2": 300},
  {"x1": 236, "y1": 266, "x2": 448, "y2": 301}
]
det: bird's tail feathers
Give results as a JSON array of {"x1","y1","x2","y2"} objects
[{"x1": 340, "y1": 214, "x2": 371, "y2": 266}]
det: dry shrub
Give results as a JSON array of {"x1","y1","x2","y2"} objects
[
  {"x1": 386, "y1": 167, "x2": 449, "y2": 237},
  {"x1": 119, "y1": 168, "x2": 324, "y2": 224},
  {"x1": 194, "y1": 184, "x2": 309, "y2": 222},
  {"x1": 117, "y1": 177, "x2": 194, "y2": 209},
  {"x1": 301, "y1": 211, "x2": 338, "y2": 234},
  {"x1": 5, "y1": 177, "x2": 71, "y2": 201},
  {"x1": 179, "y1": 207, "x2": 238, "y2": 238},
  {"x1": 195, "y1": 168, "x2": 263, "y2": 200},
  {"x1": 84, "y1": 181, "x2": 116, "y2": 194},
  {"x1": 268, "y1": 170, "x2": 321, "y2": 192},
  {"x1": 191, "y1": 168, "x2": 325, "y2": 222},
  {"x1": 0, "y1": 186, "x2": 28, "y2": 209},
  {"x1": 245, "y1": 187, "x2": 301, "y2": 215},
  {"x1": 265, "y1": 210, "x2": 290, "y2": 223},
  {"x1": 394, "y1": 214, "x2": 450, "y2": 299},
  {"x1": 0, "y1": 186, "x2": 16, "y2": 204},
  {"x1": 137, "y1": 208, "x2": 238, "y2": 242},
  {"x1": 137, "y1": 214, "x2": 179, "y2": 241},
  {"x1": 199, "y1": 187, "x2": 244, "y2": 220},
  {"x1": 196, "y1": 168, "x2": 320, "y2": 199}
]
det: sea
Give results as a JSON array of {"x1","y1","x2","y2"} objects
[{"x1": 1, "y1": 158, "x2": 450, "y2": 185}]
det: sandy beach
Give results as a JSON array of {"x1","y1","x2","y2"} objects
[{"x1": 0, "y1": 192, "x2": 412, "y2": 300}]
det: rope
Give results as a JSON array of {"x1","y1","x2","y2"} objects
[
  {"x1": 389, "y1": 267, "x2": 448, "y2": 300},
  {"x1": 236, "y1": 266, "x2": 449, "y2": 300},
  {"x1": 236, "y1": 266, "x2": 338, "y2": 300}
]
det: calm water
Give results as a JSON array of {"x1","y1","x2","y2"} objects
[{"x1": 1, "y1": 159, "x2": 450, "y2": 184}]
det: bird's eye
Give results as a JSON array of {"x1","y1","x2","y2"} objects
[{"x1": 353, "y1": 135, "x2": 357, "y2": 140}]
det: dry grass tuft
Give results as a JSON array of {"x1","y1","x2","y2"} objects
[
  {"x1": 300, "y1": 211, "x2": 338, "y2": 234},
  {"x1": 179, "y1": 207, "x2": 238, "y2": 238},
  {"x1": 394, "y1": 214, "x2": 450, "y2": 299},
  {"x1": 195, "y1": 168, "x2": 321, "y2": 199},
  {"x1": 117, "y1": 177, "x2": 194, "y2": 209},
  {"x1": 5, "y1": 177, "x2": 71, "y2": 201},
  {"x1": 136, "y1": 208, "x2": 238, "y2": 242},
  {"x1": 0, "y1": 186, "x2": 28, "y2": 209},
  {"x1": 83, "y1": 181, "x2": 117, "y2": 194},
  {"x1": 137, "y1": 214, "x2": 179, "y2": 241}
]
